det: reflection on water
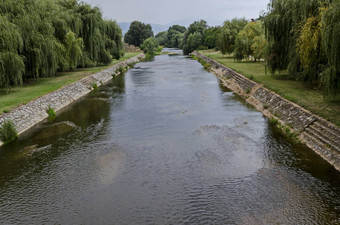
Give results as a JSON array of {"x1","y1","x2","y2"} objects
[{"x1": 0, "y1": 50, "x2": 340, "y2": 224}]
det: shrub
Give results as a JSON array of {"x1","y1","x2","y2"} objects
[
  {"x1": 93, "y1": 83, "x2": 98, "y2": 92},
  {"x1": 46, "y1": 105, "x2": 56, "y2": 121},
  {"x1": 203, "y1": 63, "x2": 212, "y2": 70},
  {"x1": 117, "y1": 67, "x2": 125, "y2": 74},
  {"x1": 0, "y1": 120, "x2": 18, "y2": 143},
  {"x1": 269, "y1": 117, "x2": 278, "y2": 125}
]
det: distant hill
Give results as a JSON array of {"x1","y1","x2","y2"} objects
[{"x1": 118, "y1": 22, "x2": 169, "y2": 36}]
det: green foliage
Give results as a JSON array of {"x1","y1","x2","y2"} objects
[
  {"x1": 0, "y1": 15, "x2": 25, "y2": 88},
  {"x1": 195, "y1": 57, "x2": 212, "y2": 71},
  {"x1": 93, "y1": 83, "x2": 98, "y2": 91},
  {"x1": 141, "y1": 37, "x2": 159, "y2": 55},
  {"x1": 124, "y1": 21, "x2": 154, "y2": 47},
  {"x1": 0, "y1": 120, "x2": 18, "y2": 143},
  {"x1": 322, "y1": 1, "x2": 340, "y2": 100},
  {"x1": 46, "y1": 105, "x2": 56, "y2": 121},
  {"x1": 264, "y1": 0, "x2": 339, "y2": 99},
  {"x1": 0, "y1": 0, "x2": 124, "y2": 88},
  {"x1": 217, "y1": 18, "x2": 248, "y2": 55},
  {"x1": 203, "y1": 27, "x2": 220, "y2": 49},
  {"x1": 155, "y1": 31, "x2": 168, "y2": 46},
  {"x1": 167, "y1": 25, "x2": 186, "y2": 48},
  {"x1": 117, "y1": 66, "x2": 126, "y2": 74},
  {"x1": 269, "y1": 117, "x2": 278, "y2": 125},
  {"x1": 234, "y1": 21, "x2": 266, "y2": 61},
  {"x1": 64, "y1": 31, "x2": 83, "y2": 70},
  {"x1": 182, "y1": 20, "x2": 208, "y2": 54},
  {"x1": 155, "y1": 25, "x2": 187, "y2": 49}
]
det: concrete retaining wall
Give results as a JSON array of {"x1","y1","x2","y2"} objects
[
  {"x1": 191, "y1": 51, "x2": 340, "y2": 171},
  {"x1": 0, "y1": 53, "x2": 145, "y2": 147}
]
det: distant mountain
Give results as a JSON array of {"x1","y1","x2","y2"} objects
[{"x1": 118, "y1": 22, "x2": 169, "y2": 36}]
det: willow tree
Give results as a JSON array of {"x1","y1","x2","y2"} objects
[
  {"x1": 1, "y1": 0, "x2": 63, "y2": 78},
  {"x1": 0, "y1": 0, "x2": 124, "y2": 87},
  {"x1": 322, "y1": 0, "x2": 340, "y2": 99},
  {"x1": 297, "y1": 6, "x2": 326, "y2": 83},
  {"x1": 0, "y1": 16, "x2": 25, "y2": 88},
  {"x1": 217, "y1": 18, "x2": 248, "y2": 55},
  {"x1": 77, "y1": 3, "x2": 105, "y2": 65},
  {"x1": 102, "y1": 20, "x2": 124, "y2": 60},
  {"x1": 64, "y1": 31, "x2": 83, "y2": 70},
  {"x1": 264, "y1": 0, "x2": 321, "y2": 76},
  {"x1": 234, "y1": 21, "x2": 265, "y2": 61}
]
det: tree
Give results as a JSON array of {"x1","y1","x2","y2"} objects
[
  {"x1": 217, "y1": 18, "x2": 248, "y2": 55},
  {"x1": 0, "y1": 15, "x2": 25, "y2": 88},
  {"x1": 234, "y1": 20, "x2": 266, "y2": 61},
  {"x1": 321, "y1": 0, "x2": 340, "y2": 99},
  {"x1": 124, "y1": 21, "x2": 154, "y2": 47},
  {"x1": 64, "y1": 31, "x2": 83, "y2": 70},
  {"x1": 264, "y1": 0, "x2": 321, "y2": 76},
  {"x1": 166, "y1": 25, "x2": 186, "y2": 48},
  {"x1": 155, "y1": 31, "x2": 168, "y2": 46},
  {"x1": 182, "y1": 20, "x2": 208, "y2": 54},
  {"x1": 141, "y1": 37, "x2": 159, "y2": 55},
  {"x1": 263, "y1": 0, "x2": 340, "y2": 99},
  {"x1": 0, "y1": 0, "x2": 124, "y2": 88},
  {"x1": 203, "y1": 27, "x2": 220, "y2": 49}
]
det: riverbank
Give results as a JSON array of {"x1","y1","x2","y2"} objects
[
  {"x1": 0, "y1": 52, "x2": 141, "y2": 115},
  {"x1": 199, "y1": 50, "x2": 340, "y2": 128},
  {"x1": 0, "y1": 53, "x2": 145, "y2": 147},
  {"x1": 191, "y1": 51, "x2": 340, "y2": 171}
]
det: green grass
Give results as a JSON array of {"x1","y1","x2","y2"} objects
[
  {"x1": 200, "y1": 50, "x2": 340, "y2": 127},
  {"x1": 0, "y1": 52, "x2": 141, "y2": 114}
]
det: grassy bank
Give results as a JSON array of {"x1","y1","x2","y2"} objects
[
  {"x1": 199, "y1": 50, "x2": 340, "y2": 127},
  {"x1": 0, "y1": 52, "x2": 141, "y2": 114}
]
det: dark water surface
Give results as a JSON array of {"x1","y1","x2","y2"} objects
[{"x1": 1, "y1": 50, "x2": 340, "y2": 224}]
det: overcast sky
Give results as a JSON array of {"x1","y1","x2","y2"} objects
[{"x1": 81, "y1": 0, "x2": 269, "y2": 26}]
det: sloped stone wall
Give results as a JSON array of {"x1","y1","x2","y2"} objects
[
  {"x1": 191, "y1": 51, "x2": 340, "y2": 171},
  {"x1": 0, "y1": 53, "x2": 145, "y2": 146}
]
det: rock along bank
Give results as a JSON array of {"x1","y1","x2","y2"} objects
[
  {"x1": 0, "y1": 53, "x2": 145, "y2": 147},
  {"x1": 191, "y1": 50, "x2": 340, "y2": 172}
]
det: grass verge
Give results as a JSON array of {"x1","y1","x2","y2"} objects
[
  {"x1": 199, "y1": 50, "x2": 340, "y2": 127},
  {"x1": 0, "y1": 52, "x2": 140, "y2": 114}
]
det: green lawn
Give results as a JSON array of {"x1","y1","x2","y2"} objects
[
  {"x1": 0, "y1": 52, "x2": 141, "y2": 114},
  {"x1": 200, "y1": 50, "x2": 340, "y2": 127}
]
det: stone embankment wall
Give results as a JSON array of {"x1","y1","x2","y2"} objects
[
  {"x1": 191, "y1": 51, "x2": 340, "y2": 171},
  {"x1": 0, "y1": 53, "x2": 145, "y2": 147}
]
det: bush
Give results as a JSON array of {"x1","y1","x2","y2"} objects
[
  {"x1": 93, "y1": 83, "x2": 98, "y2": 92},
  {"x1": 141, "y1": 37, "x2": 159, "y2": 55},
  {"x1": 46, "y1": 105, "x2": 56, "y2": 121},
  {"x1": 269, "y1": 117, "x2": 278, "y2": 125},
  {"x1": 117, "y1": 67, "x2": 126, "y2": 74},
  {"x1": 0, "y1": 120, "x2": 18, "y2": 143}
]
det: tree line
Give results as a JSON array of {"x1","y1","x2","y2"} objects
[
  {"x1": 153, "y1": 0, "x2": 340, "y2": 100},
  {"x1": 0, "y1": 0, "x2": 124, "y2": 88}
]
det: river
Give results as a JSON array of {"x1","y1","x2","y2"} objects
[{"x1": 0, "y1": 49, "x2": 340, "y2": 224}]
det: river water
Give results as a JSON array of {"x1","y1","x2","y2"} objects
[{"x1": 0, "y1": 50, "x2": 340, "y2": 224}]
